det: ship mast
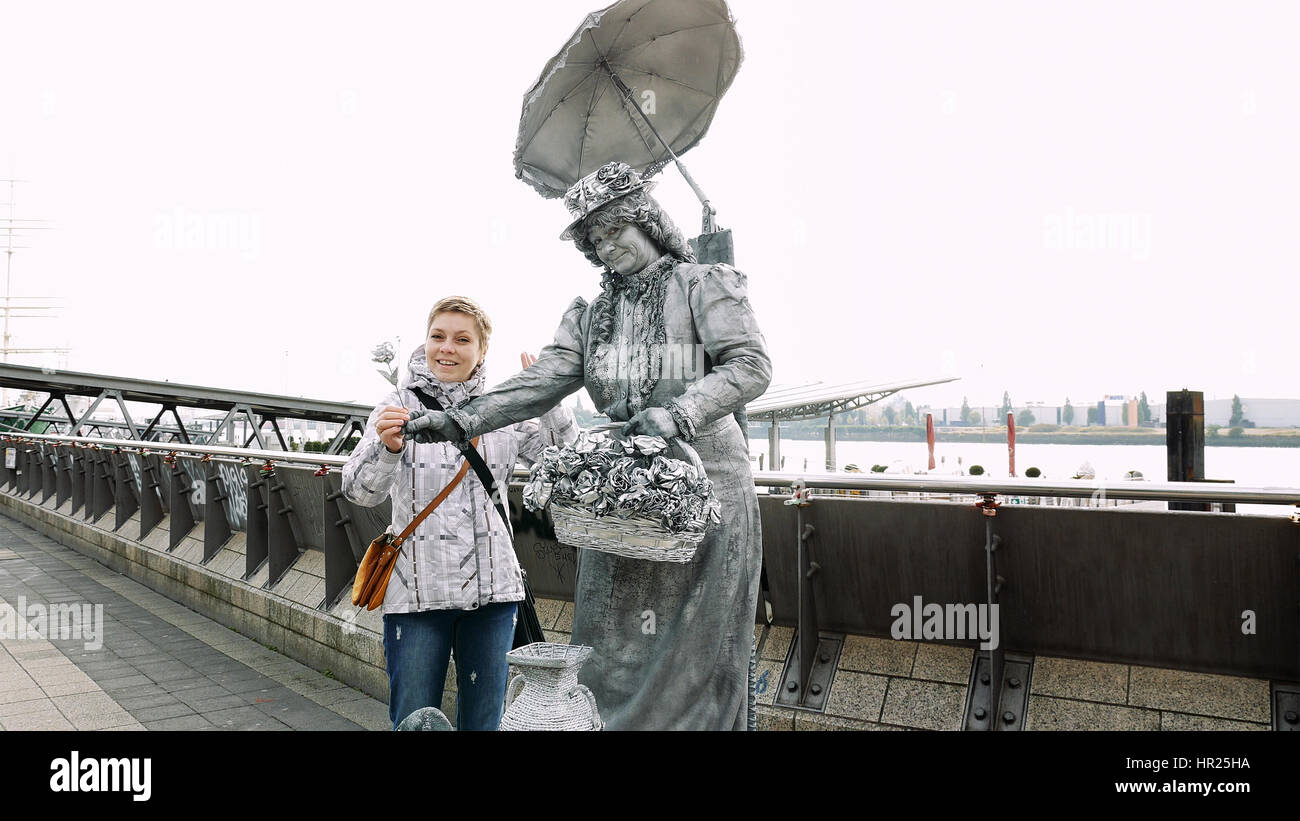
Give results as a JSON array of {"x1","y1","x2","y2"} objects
[{"x1": 0, "y1": 178, "x2": 69, "y2": 408}]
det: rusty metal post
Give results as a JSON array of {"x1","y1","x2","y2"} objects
[{"x1": 1167, "y1": 390, "x2": 1205, "y2": 512}]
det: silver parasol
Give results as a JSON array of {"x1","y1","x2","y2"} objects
[{"x1": 513, "y1": 0, "x2": 742, "y2": 237}]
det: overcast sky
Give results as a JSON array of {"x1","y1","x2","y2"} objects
[{"x1": 2, "y1": 0, "x2": 1296, "y2": 412}]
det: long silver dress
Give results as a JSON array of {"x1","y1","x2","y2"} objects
[{"x1": 446, "y1": 254, "x2": 771, "y2": 729}]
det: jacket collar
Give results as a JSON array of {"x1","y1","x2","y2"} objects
[{"x1": 401, "y1": 345, "x2": 485, "y2": 409}]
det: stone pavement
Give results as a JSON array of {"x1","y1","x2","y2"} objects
[
  {"x1": 751, "y1": 625, "x2": 1273, "y2": 731},
  {"x1": 0, "y1": 514, "x2": 389, "y2": 731}
]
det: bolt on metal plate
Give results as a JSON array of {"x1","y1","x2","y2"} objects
[
  {"x1": 1272, "y1": 682, "x2": 1300, "y2": 732},
  {"x1": 964, "y1": 652, "x2": 1033, "y2": 731},
  {"x1": 774, "y1": 631, "x2": 843, "y2": 713}
]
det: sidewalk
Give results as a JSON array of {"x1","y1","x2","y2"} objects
[{"x1": 0, "y1": 514, "x2": 390, "y2": 731}]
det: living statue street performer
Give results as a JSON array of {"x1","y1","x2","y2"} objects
[{"x1": 406, "y1": 162, "x2": 771, "y2": 730}]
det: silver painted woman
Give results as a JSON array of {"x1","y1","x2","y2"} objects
[{"x1": 411, "y1": 162, "x2": 771, "y2": 730}]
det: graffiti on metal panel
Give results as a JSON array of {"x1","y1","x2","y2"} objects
[
  {"x1": 127, "y1": 453, "x2": 142, "y2": 488},
  {"x1": 529, "y1": 541, "x2": 576, "y2": 582},
  {"x1": 214, "y1": 460, "x2": 248, "y2": 530},
  {"x1": 173, "y1": 459, "x2": 244, "y2": 531}
]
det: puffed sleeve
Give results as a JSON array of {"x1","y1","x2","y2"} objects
[
  {"x1": 446, "y1": 297, "x2": 589, "y2": 438},
  {"x1": 512, "y1": 404, "x2": 580, "y2": 467},
  {"x1": 663, "y1": 264, "x2": 772, "y2": 440},
  {"x1": 341, "y1": 391, "x2": 406, "y2": 507}
]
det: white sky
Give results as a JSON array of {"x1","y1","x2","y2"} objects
[{"x1": 2, "y1": 0, "x2": 1296, "y2": 412}]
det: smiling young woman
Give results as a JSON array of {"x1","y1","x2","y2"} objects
[
  {"x1": 341, "y1": 294, "x2": 577, "y2": 730},
  {"x1": 425, "y1": 297, "x2": 490, "y2": 385}
]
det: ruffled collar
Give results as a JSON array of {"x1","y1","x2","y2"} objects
[
  {"x1": 605, "y1": 253, "x2": 677, "y2": 297},
  {"x1": 401, "y1": 344, "x2": 485, "y2": 408}
]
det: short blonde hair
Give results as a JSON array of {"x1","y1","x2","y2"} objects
[{"x1": 426, "y1": 296, "x2": 492, "y2": 347}]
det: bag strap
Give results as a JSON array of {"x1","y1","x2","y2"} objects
[
  {"x1": 411, "y1": 388, "x2": 512, "y2": 534},
  {"x1": 390, "y1": 436, "x2": 479, "y2": 548}
]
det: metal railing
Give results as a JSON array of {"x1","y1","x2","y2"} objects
[{"x1": 8, "y1": 431, "x2": 1299, "y2": 507}]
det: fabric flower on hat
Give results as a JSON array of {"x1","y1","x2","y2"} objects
[{"x1": 595, "y1": 162, "x2": 636, "y2": 193}]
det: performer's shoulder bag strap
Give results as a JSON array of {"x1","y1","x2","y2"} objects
[{"x1": 411, "y1": 387, "x2": 546, "y2": 649}]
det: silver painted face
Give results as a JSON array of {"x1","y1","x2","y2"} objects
[{"x1": 588, "y1": 221, "x2": 660, "y2": 275}]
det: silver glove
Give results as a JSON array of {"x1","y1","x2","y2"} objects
[{"x1": 402, "y1": 408, "x2": 456, "y2": 444}]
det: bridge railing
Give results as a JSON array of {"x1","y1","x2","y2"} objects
[{"x1": 2, "y1": 431, "x2": 1297, "y2": 728}]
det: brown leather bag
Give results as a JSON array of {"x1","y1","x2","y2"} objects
[{"x1": 350, "y1": 437, "x2": 479, "y2": 611}]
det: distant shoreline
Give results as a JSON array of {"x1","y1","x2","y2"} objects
[{"x1": 752, "y1": 428, "x2": 1300, "y2": 448}]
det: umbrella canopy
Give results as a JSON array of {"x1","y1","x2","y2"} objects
[{"x1": 514, "y1": 0, "x2": 742, "y2": 199}]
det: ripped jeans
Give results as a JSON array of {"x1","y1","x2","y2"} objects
[{"x1": 382, "y1": 602, "x2": 518, "y2": 731}]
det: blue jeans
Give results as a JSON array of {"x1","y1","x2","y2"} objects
[{"x1": 383, "y1": 602, "x2": 518, "y2": 731}]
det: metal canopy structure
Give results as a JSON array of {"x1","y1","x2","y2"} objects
[
  {"x1": 746, "y1": 376, "x2": 960, "y2": 423},
  {"x1": 0, "y1": 363, "x2": 372, "y2": 454},
  {"x1": 744, "y1": 376, "x2": 961, "y2": 472}
]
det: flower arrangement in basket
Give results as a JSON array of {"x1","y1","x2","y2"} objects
[{"x1": 522, "y1": 429, "x2": 722, "y2": 562}]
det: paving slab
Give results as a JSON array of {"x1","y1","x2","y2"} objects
[
  {"x1": 533, "y1": 598, "x2": 564, "y2": 631},
  {"x1": 837, "y1": 634, "x2": 915, "y2": 677},
  {"x1": 1031, "y1": 655, "x2": 1129, "y2": 704},
  {"x1": 879, "y1": 678, "x2": 966, "y2": 730},
  {"x1": 795, "y1": 713, "x2": 904, "y2": 731},
  {"x1": 143, "y1": 714, "x2": 215, "y2": 730},
  {"x1": 1159, "y1": 712, "x2": 1269, "y2": 731},
  {"x1": 910, "y1": 643, "x2": 974, "y2": 685},
  {"x1": 759, "y1": 625, "x2": 793, "y2": 662},
  {"x1": 754, "y1": 705, "x2": 794, "y2": 731},
  {"x1": 2, "y1": 710, "x2": 77, "y2": 731},
  {"x1": 1026, "y1": 695, "x2": 1161, "y2": 731},
  {"x1": 0, "y1": 695, "x2": 54, "y2": 719},
  {"x1": 203, "y1": 705, "x2": 291, "y2": 730},
  {"x1": 1127, "y1": 665, "x2": 1270, "y2": 723},
  {"x1": 823, "y1": 670, "x2": 889, "y2": 722}
]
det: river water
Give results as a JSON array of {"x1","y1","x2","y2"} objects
[{"x1": 747, "y1": 438, "x2": 1300, "y2": 517}]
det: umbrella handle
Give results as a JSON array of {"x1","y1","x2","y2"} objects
[
  {"x1": 701, "y1": 201, "x2": 716, "y2": 235},
  {"x1": 603, "y1": 60, "x2": 719, "y2": 232}
]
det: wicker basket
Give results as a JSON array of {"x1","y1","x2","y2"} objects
[{"x1": 547, "y1": 438, "x2": 710, "y2": 563}]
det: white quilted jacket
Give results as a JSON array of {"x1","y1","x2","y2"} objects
[{"x1": 342, "y1": 348, "x2": 577, "y2": 614}]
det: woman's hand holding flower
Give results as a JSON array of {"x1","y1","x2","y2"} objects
[{"x1": 376, "y1": 406, "x2": 410, "y2": 453}]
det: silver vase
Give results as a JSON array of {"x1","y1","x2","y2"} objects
[{"x1": 499, "y1": 643, "x2": 603, "y2": 731}]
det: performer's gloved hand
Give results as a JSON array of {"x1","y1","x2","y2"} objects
[
  {"x1": 402, "y1": 409, "x2": 463, "y2": 444},
  {"x1": 621, "y1": 407, "x2": 680, "y2": 439}
]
